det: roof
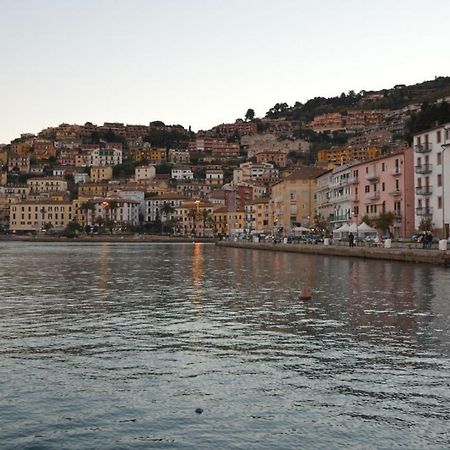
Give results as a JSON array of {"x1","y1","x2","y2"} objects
[{"x1": 282, "y1": 166, "x2": 328, "y2": 182}]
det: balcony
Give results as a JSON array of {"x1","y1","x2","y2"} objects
[
  {"x1": 391, "y1": 167, "x2": 402, "y2": 176},
  {"x1": 414, "y1": 143, "x2": 432, "y2": 153},
  {"x1": 365, "y1": 191, "x2": 380, "y2": 200},
  {"x1": 365, "y1": 172, "x2": 379, "y2": 182},
  {"x1": 415, "y1": 186, "x2": 432, "y2": 195},
  {"x1": 329, "y1": 213, "x2": 350, "y2": 223},
  {"x1": 416, "y1": 207, "x2": 433, "y2": 216},
  {"x1": 347, "y1": 176, "x2": 359, "y2": 184},
  {"x1": 389, "y1": 189, "x2": 402, "y2": 197},
  {"x1": 415, "y1": 164, "x2": 432, "y2": 174}
]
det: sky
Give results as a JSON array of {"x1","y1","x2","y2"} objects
[{"x1": 1, "y1": 0, "x2": 450, "y2": 143}]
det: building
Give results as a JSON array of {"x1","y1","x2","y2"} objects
[
  {"x1": 171, "y1": 167, "x2": 194, "y2": 181},
  {"x1": 174, "y1": 200, "x2": 215, "y2": 236},
  {"x1": 255, "y1": 151, "x2": 287, "y2": 168},
  {"x1": 244, "y1": 198, "x2": 270, "y2": 234},
  {"x1": 213, "y1": 207, "x2": 245, "y2": 235},
  {"x1": 90, "y1": 166, "x2": 113, "y2": 182},
  {"x1": 27, "y1": 177, "x2": 68, "y2": 194},
  {"x1": 233, "y1": 162, "x2": 278, "y2": 184},
  {"x1": 78, "y1": 182, "x2": 109, "y2": 199},
  {"x1": 145, "y1": 193, "x2": 186, "y2": 222},
  {"x1": 168, "y1": 149, "x2": 190, "y2": 164},
  {"x1": 212, "y1": 120, "x2": 258, "y2": 137},
  {"x1": 135, "y1": 165, "x2": 156, "y2": 181},
  {"x1": 349, "y1": 149, "x2": 415, "y2": 238},
  {"x1": 310, "y1": 113, "x2": 345, "y2": 133},
  {"x1": 8, "y1": 154, "x2": 30, "y2": 173},
  {"x1": 270, "y1": 167, "x2": 326, "y2": 233},
  {"x1": 413, "y1": 123, "x2": 450, "y2": 237},
  {"x1": 81, "y1": 197, "x2": 140, "y2": 227},
  {"x1": 87, "y1": 148, "x2": 122, "y2": 167},
  {"x1": 176, "y1": 182, "x2": 212, "y2": 199},
  {"x1": 9, "y1": 201, "x2": 74, "y2": 232},
  {"x1": 317, "y1": 146, "x2": 381, "y2": 165},
  {"x1": 205, "y1": 169, "x2": 224, "y2": 185}
]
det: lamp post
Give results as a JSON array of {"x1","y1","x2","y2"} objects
[{"x1": 352, "y1": 211, "x2": 359, "y2": 246}]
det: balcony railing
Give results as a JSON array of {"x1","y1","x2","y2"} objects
[
  {"x1": 414, "y1": 143, "x2": 432, "y2": 153},
  {"x1": 347, "y1": 176, "x2": 359, "y2": 184},
  {"x1": 365, "y1": 191, "x2": 380, "y2": 200},
  {"x1": 415, "y1": 164, "x2": 432, "y2": 174},
  {"x1": 391, "y1": 167, "x2": 402, "y2": 176},
  {"x1": 389, "y1": 189, "x2": 402, "y2": 197},
  {"x1": 416, "y1": 207, "x2": 433, "y2": 216},
  {"x1": 365, "y1": 172, "x2": 379, "y2": 182},
  {"x1": 415, "y1": 186, "x2": 432, "y2": 196}
]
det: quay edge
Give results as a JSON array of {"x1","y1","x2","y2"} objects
[{"x1": 216, "y1": 241, "x2": 450, "y2": 266}]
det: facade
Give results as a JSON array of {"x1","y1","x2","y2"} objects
[
  {"x1": 213, "y1": 208, "x2": 245, "y2": 235},
  {"x1": 168, "y1": 149, "x2": 190, "y2": 164},
  {"x1": 90, "y1": 166, "x2": 113, "y2": 182},
  {"x1": 27, "y1": 177, "x2": 68, "y2": 194},
  {"x1": 205, "y1": 169, "x2": 223, "y2": 185},
  {"x1": 87, "y1": 148, "x2": 122, "y2": 167},
  {"x1": 350, "y1": 149, "x2": 414, "y2": 238},
  {"x1": 255, "y1": 151, "x2": 287, "y2": 168},
  {"x1": 233, "y1": 162, "x2": 278, "y2": 184},
  {"x1": 413, "y1": 123, "x2": 450, "y2": 237},
  {"x1": 8, "y1": 154, "x2": 30, "y2": 173},
  {"x1": 270, "y1": 167, "x2": 326, "y2": 233},
  {"x1": 10, "y1": 201, "x2": 73, "y2": 232},
  {"x1": 174, "y1": 200, "x2": 215, "y2": 236},
  {"x1": 78, "y1": 182, "x2": 109, "y2": 199},
  {"x1": 171, "y1": 167, "x2": 194, "y2": 181},
  {"x1": 244, "y1": 198, "x2": 270, "y2": 233},
  {"x1": 317, "y1": 146, "x2": 381, "y2": 165},
  {"x1": 145, "y1": 194, "x2": 185, "y2": 222},
  {"x1": 135, "y1": 165, "x2": 156, "y2": 181},
  {"x1": 84, "y1": 198, "x2": 140, "y2": 226}
]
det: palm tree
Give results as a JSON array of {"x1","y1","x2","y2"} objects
[
  {"x1": 160, "y1": 201, "x2": 175, "y2": 234},
  {"x1": 80, "y1": 200, "x2": 96, "y2": 227},
  {"x1": 187, "y1": 208, "x2": 198, "y2": 236}
]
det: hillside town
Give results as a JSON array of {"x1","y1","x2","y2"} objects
[{"x1": 1, "y1": 82, "x2": 450, "y2": 241}]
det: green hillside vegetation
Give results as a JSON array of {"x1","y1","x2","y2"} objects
[{"x1": 264, "y1": 76, "x2": 450, "y2": 123}]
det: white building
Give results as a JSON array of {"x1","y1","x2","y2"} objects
[
  {"x1": 27, "y1": 177, "x2": 68, "y2": 194},
  {"x1": 135, "y1": 165, "x2": 156, "y2": 181},
  {"x1": 145, "y1": 194, "x2": 185, "y2": 222},
  {"x1": 205, "y1": 169, "x2": 224, "y2": 185},
  {"x1": 73, "y1": 172, "x2": 90, "y2": 184},
  {"x1": 413, "y1": 122, "x2": 450, "y2": 237},
  {"x1": 233, "y1": 162, "x2": 278, "y2": 184},
  {"x1": 88, "y1": 197, "x2": 139, "y2": 226},
  {"x1": 87, "y1": 148, "x2": 122, "y2": 167},
  {"x1": 171, "y1": 167, "x2": 194, "y2": 181}
]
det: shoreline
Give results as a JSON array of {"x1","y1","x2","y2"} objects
[
  {"x1": 216, "y1": 241, "x2": 450, "y2": 266},
  {"x1": 0, "y1": 235, "x2": 216, "y2": 244}
]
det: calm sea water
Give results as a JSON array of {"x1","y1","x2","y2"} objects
[{"x1": 0, "y1": 242, "x2": 449, "y2": 449}]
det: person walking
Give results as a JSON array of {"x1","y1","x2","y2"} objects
[{"x1": 349, "y1": 232, "x2": 354, "y2": 247}]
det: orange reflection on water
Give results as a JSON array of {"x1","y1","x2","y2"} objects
[{"x1": 192, "y1": 243, "x2": 204, "y2": 305}]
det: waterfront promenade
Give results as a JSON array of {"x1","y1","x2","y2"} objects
[{"x1": 217, "y1": 240, "x2": 450, "y2": 266}]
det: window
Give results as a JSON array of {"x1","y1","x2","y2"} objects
[
  {"x1": 365, "y1": 185, "x2": 370, "y2": 193},
  {"x1": 437, "y1": 130, "x2": 441, "y2": 143},
  {"x1": 438, "y1": 174, "x2": 442, "y2": 187},
  {"x1": 381, "y1": 162, "x2": 385, "y2": 172},
  {"x1": 437, "y1": 152, "x2": 442, "y2": 165},
  {"x1": 382, "y1": 182, "x2": 385, "y2": 192},
  {"x1": 395, "y1": 179, "x2": 400, "y2": 190},
  {"x1": 438, "y1": 196, "x2": 443, "y2": 209}
]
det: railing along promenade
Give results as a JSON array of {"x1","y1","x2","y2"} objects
[{"x1": 216, "y1": 239, "x2": 450, "y2": 266}]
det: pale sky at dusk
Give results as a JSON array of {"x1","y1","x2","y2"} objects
[{"x1": 1, "y1": 0, "x2": 449, "y2": 143}]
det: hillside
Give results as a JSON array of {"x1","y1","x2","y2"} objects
[{"x1": 265, "y1": 76, "x2": 450, "y2": 122}]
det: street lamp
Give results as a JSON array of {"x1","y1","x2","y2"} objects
[{"x1": 352, "y1": 211, "x2": 359, "y2": 246}]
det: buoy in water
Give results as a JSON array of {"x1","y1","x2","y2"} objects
[
  {"x1": 298, "y1": 286, "x2": 311, "y2": 300},
  {"x1": 195, "y1": 408, "x2": 203, "y2": 414}
]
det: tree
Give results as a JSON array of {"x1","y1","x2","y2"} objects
[
  {"x1": 418, "y1": 217, "x2": 433, "y2": 232},
  {"x1": 160, "y1": 202, "x2": 175, "y2": 234},
  {"x1": 245, "y1": 108, "x2": 255, "y2": 121},
  {"x1": 374, "y1": 211, "x2": 395, "y2": 236},
  {"x1": 80, "y1": 200, "x2": 96, "y2": 226}
]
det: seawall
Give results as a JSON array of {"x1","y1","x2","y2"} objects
[{"x1": 216, "y1": 241, "x2": 450, "y2": 266}]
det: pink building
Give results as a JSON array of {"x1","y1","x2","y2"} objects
[{"x1": 350, "y1": 148, "x2": 414, "y2": 238}]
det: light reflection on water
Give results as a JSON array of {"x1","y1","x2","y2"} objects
[{"x1": 0, "y1": 242, "x2": 449, "y2": 449}]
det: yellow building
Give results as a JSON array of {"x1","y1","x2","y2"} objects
[
  {"x1": 244, "y1": 198, "x2": 270, "y2": 233},
  {"x1": 10, "y1": 201, "x2": 74, "y2": 232},
  {"x1": 90, "y1": 166, "x2": 113, "y2": 182},
  {"x1": 78, "y1": 182, "x2": 109, "y2": 199},
  {"x1": 27, "y1": 177, "x2": 68, "y2": 193},
  {"x1": 317, "y1": 146, "x2": 381, "y2": 165},
  {"x1": 174, "y1": 200, "x2": 215, "y2": 236},
  {"x1": 270, "y1": 167, "x2": 326, "y2": 233},
  {"x1": 213, "y1": 207, "x2": 245, "y2": 235}
]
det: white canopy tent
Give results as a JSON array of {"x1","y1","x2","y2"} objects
[
  {"x1": 332, "y1": 223, "x2": 350, "y2": 240},
  {"x1": 292, "y1": 226, "x2": 311, "y2": 236},
  {"x1": 357, "y1": 222, "x2": 378, "y2": 236}
]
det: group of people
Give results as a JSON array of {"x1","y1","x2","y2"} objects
[{"x1": 417, "y1": 231, "x2": 434, "y2": 249}]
